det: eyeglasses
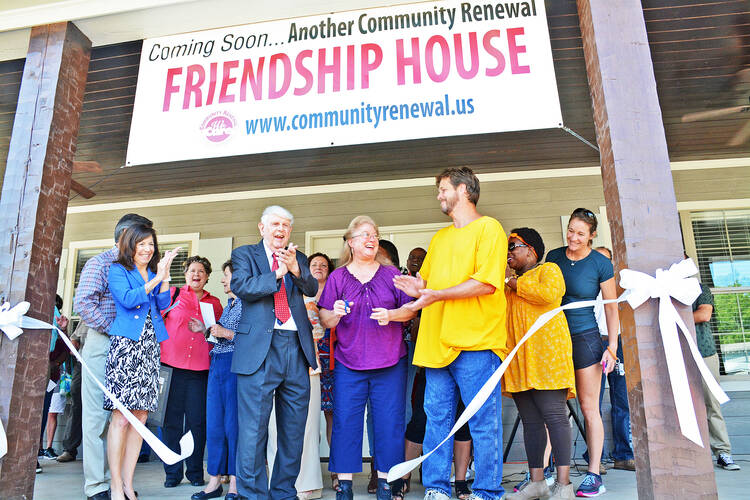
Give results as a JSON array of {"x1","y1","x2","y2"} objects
[
  {"x1": 351, "y1": 232, "x2": 379, "y2": 241},
  {"x1": 508, "y1": 242, "x2": 529, "y2": 252}
]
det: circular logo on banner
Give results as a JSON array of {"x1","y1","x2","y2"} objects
[{"x1": 200, "y1": 111, "x2": 236, "y2": 143}]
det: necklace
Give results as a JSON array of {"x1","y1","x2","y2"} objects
[{"x1": 566, "y1": 248, "x2": 590, "y2": 266}]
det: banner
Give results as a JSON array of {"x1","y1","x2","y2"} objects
[{"x1": 126, "y1": 0, "x2": 562, "y2": 165}]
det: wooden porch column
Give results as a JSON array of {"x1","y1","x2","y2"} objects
[
  {"x1": 0, "y1": 22, "x2": 90, "y2": 499},
  {"x1": 576, "y1": 1, "x2": 718, "y2": 499}
]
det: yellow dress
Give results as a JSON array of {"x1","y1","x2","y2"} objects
[{"x1": 502, "y1": 263, "x2": 575, "y2": 399}]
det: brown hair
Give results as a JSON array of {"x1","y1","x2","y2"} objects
[
  {"x1": 568, "y1": 208, "x2": 598, "y2": 246},
  {"x1": 435, "y1": 167, "x2": 480, "y2": 205},
  {"x1": 339, "y1": 215, "x2": 390, "y2": 267},
  {"x1": 308, "y1": 252, "x2": 335, "y2": 278},
  {"x1": 116, "y1": 224, "x2": 160, "y2": 273},
  {"x1": 222, "y1": 259, "x2": 233, "y2": 273},
  {"x1": 183, "y1": 255, "x2": 212, "y2": 276}
]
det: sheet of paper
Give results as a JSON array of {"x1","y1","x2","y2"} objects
[{"x1": 200, "y1": 302, "x2": 218, "y2": 343}]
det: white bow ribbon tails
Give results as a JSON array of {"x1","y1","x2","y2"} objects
[
  {"x1": 0, "y1": 302, "x2": 193, "y2": 463},
  {"x1": 387, "y1": 258, "x2": 729, "y2": 481}
]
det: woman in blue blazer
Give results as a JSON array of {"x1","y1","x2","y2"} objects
[{"x1": 105, "y1": 223, "x2": 179, "y2": 500}]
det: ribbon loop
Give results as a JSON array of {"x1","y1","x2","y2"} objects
[{"x1": 1, "y1": 302, "x2": 194, "y2": 464}]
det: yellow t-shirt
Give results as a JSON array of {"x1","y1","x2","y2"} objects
[{"x1": 413, "y1": 216, "x2": 508, "y2": 368}]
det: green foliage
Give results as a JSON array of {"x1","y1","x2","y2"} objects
[{"x1": 713, "y1": 291, "x2": 750, "y2": 345}]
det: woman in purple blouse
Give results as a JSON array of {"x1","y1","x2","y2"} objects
[{"x1": 319, "y1": 215, "x2": 416, "y2": 500}]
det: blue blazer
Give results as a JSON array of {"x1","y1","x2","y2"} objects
[
  {"x1": 108, "y1": 263, "x2": 171, "y2": 342},
  {"x1": 229, "y1": 240, "x2": 319, "y2": 375}
]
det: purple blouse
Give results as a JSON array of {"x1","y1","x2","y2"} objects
[{"x1": 318, "y1": 265, "x2": 412, "y2": 370}]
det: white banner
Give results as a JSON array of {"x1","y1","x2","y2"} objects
[{"x1": 126, "y1": 0, "x2": 562, "y2": 165}]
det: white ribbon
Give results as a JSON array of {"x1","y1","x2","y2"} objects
[
  {"x1": 0, "y1": 301, "x2": 194, "y2": 464},
  {"x1": 387, "y1": 258, "x2": 729, "y2": 481}
]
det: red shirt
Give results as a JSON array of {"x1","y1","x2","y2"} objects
[{"x1": 160, "y1": 285, "x2": 223, "y2": 371}]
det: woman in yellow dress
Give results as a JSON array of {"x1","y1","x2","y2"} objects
[{"x1": 503, "y1": 228, "x2": 576, "y2": 500}]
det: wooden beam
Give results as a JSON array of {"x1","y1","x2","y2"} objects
[
  {"x1": 70, "y1": 179, "x2": 96, "y2": 199},
  {"x1": 72, "y1": 160, "x2": 102, "y2": 173},
  {"x1": 0, "y1": 22, "x2": 91, "y2": 499},
  {"x1": 577, "y1": 1, "x2": 718, "y2": 498}
]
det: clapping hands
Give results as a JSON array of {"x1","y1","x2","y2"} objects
[
  {"x1": 157, "y1": 247, "x2": 181, "y2": 282},
  {"x1": 275, "y1": 243, "x2": 299, "y2": 277}
]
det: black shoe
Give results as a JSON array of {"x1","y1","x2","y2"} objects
[
  {"x1": 225, "y1": 494, "x2": 239, "y2": 500},
  {"x1": 191, "y1": 485, "x2": 223, "y2": 500},
  {"x1": 190, "y1": 479, "x2": 206, "y2": 487},
  {"x1": 41, "y1": 447, "x2": 58, "y2": 460},
  {"x1": 36, "y1": 461, "x2": 42, "y2": 474},
  {"x1": 164, "y1": 479, "x2": 182, "y2": 488},
  {"x1": 137, "y1": 454, "x2": 150, "y2": 463},
  {"x1": 87, "y1": 490, "x2": 111, "y2": 500}
]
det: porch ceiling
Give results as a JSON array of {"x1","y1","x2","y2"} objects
[{"x1": 0, "y1": 0, "x2": 748, "y2": 206}]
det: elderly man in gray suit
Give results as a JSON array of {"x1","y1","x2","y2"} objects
[{"x1": 230, "y1": 205, "x2": 318, "y2": 500}]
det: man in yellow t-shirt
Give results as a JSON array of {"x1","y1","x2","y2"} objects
[{"x1": 394, "y1": 167, "x2": 507, "y2": 500}]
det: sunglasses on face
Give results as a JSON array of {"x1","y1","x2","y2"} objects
[{"x1": 508, "y1": 242, "x2": 529, "y2": 252}]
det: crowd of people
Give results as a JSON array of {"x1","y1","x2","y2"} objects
[{"x1": 41, "y1": 167, "x2": 739, "y2": 500}]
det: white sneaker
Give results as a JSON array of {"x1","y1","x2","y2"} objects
[{"x1": 424, "y1": 489, "x2": 451, "y2": 500}]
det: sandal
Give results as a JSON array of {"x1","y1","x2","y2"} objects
[
  {"x1": 455, "y1": 479, "x2": 472, "y2": 500},
  {"x1": 368, "y1": 471, "x2": 378, "y2": 494},
  {"x1": 390, "y1": 478, "x2": 406, "y2": 499},
  {"x1": 331, "y1": 473, "x2": 340, "y2": 491},
  {"x1": 402, "y1": 473, "x2": 411, "y2": 494}
]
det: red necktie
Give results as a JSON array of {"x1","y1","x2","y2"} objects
[{"x1": 271, "y1": 254, "x2": 291, "y2": 323}]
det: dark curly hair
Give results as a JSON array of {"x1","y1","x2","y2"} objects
[
  {"x1": 308, "y1": 252, "x2": 335, "y2": 278},
  {"x1": 183, "y1": 255, "x2": 212, "y2": 275}
]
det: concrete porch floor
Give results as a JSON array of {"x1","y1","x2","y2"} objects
[{"x1": 33, "y1": 456, "x2": 748, "y2": 499}]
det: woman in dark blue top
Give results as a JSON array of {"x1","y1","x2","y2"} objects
[
  {"x1": 546, "y1": 208, "x2": 619, "y2": 498},
  {"x1": 106, "y1": 224, "x2": 179, "y2": 500}
]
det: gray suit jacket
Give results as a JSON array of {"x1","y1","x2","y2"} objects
[{"x1": 229, "y1": 240, "x2": 319, "y2": 375}]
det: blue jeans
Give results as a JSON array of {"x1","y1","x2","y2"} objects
[
  {"x1": 206, "y1": 352, "x2": 238, "y2": 476},
  {"x1": 601, "y1": 338, "x2": 633, "y2": 461},
  {"x1": 423, "y1": 350, "x2": 504, "y2": 500},
  {"x1": 583, "y1": 337, "x2": 633, "y2": 462}
]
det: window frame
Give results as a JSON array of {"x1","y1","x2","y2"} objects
[{"x1": 62, "y1": 232, "x2": 199, "y2": 318}]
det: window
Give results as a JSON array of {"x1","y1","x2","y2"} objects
[
  {"x1": 691, "y1": 209, "x2": 750, "y2": 375},
  {"x1": 66, "y1": 235, "x2": 197, "y2": 319}
]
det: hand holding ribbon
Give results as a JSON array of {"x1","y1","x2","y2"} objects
[
  {"x1": 387, "y1": 258, "x2": 729, "y2": 481},
  {"x1": 0, "y1": 301, "x2": 194, "y2": 463}
]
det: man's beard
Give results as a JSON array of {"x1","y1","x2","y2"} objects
[{"x1": 440, "y1": 196, "x2": 456, "y2": 215}]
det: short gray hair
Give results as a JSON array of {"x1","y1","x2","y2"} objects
[{"x1": 261, "y1": 205, "x2": 294, "y2": 225}]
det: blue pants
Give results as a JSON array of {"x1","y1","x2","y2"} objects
[
  {"x1": 235, "y1": 330, "x2": 310, "y2": 500},
  {"x1": 599, "y1": 338, "x2": 633, "y2": 461},
  {"x1": 583, "y1": 337, "x2": 633, "y2": 462},
  {"x1": 206, "y1": 352, "x2": 238, "y2": 476},
  {"x1": 366, "y1": 341, "x2": 416, "y2": 470},
  {"x1": 423, "y1": 350, "x2": 504, "y2": 500},
  {"x1": 330, "y1": 357, "x2": 406, "y2": 473}
]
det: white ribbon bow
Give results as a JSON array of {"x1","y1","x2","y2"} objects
[
  {"x1": 620, "y1": 259, "x2": 729, "y2": 446},
  {"x1": 387, "y1": 258, "x2": 729, "y2": 481},
  {"x1": 0, "y1": 301, "x2": 194, "y2": 464}
]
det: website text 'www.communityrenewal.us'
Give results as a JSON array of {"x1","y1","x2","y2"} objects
[{"x1": 245, "y1": 94, "x2": 475, "y2": 134}]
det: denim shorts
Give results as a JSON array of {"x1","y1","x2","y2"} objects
[{"x1": 571, "y1": 328, "x2": 604, "y2": 370}]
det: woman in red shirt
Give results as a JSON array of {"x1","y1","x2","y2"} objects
[{"x1": 160, "y1": 256, "x2": 223, "y2": 489}]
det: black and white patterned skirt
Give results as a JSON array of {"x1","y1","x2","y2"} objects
[{"x1": 104, "y1": 311, "x2": 160, "y2": 412}]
